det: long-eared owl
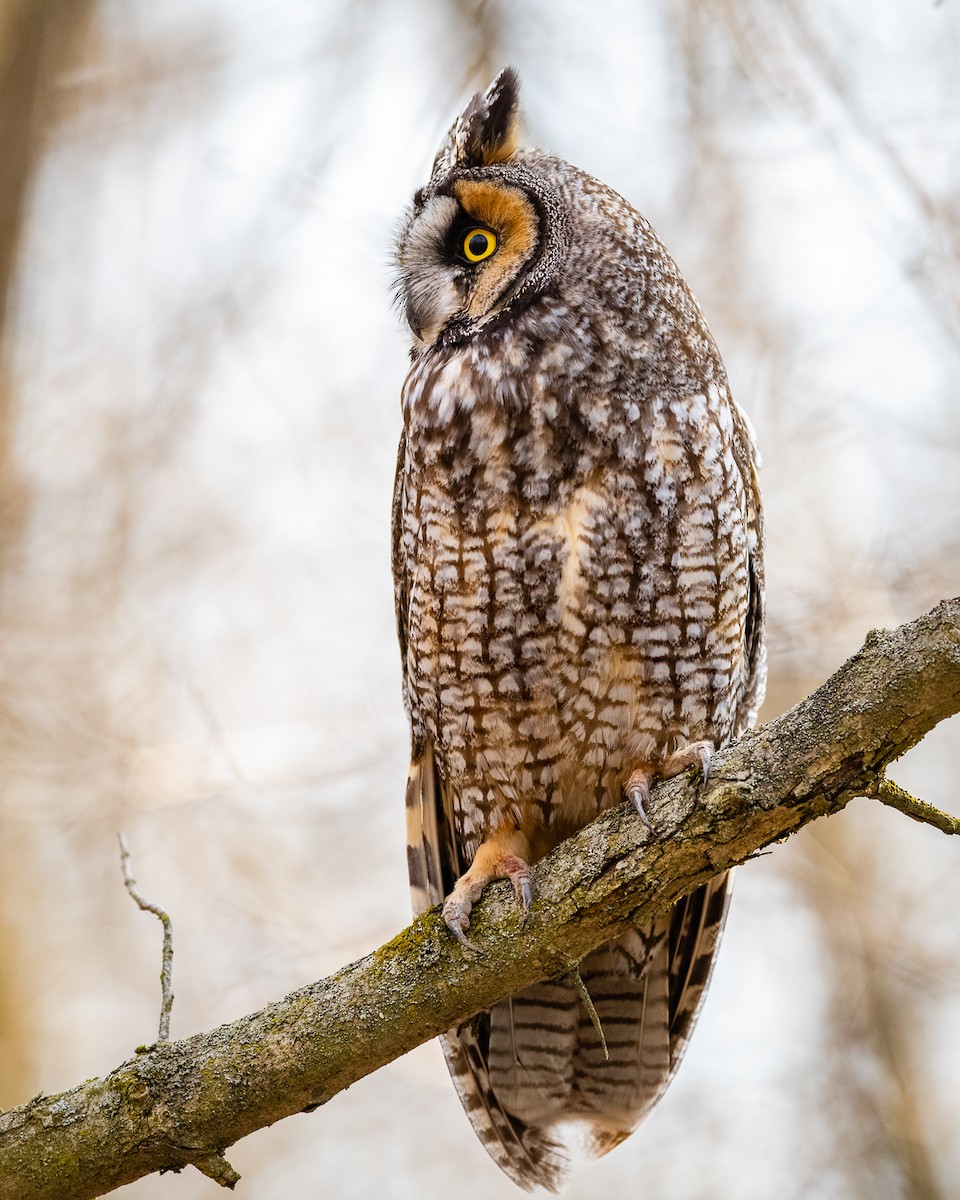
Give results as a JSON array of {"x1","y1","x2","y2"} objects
[{"x1": 392, "y1": 69, "x2": 765, "y2": 1193}]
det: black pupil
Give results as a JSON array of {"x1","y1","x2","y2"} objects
[{"x1": 468, "y1": 232, "x2": 489, "y2": 257}]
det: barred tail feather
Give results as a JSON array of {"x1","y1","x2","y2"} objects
[
  {"x1": 668, "y1": 873, "x2": 733, "y2": 1072},
  {"x1": 442, "y1": 1024, "x2": 572, "y2": 1193},
  {"x1": 406, "y1": 742, "x2": 733, "y2": 1190},
  {"x1": 570, "y1": 923, "x2": 672, "y2": 1134}
]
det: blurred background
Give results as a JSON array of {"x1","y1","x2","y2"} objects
[{"x1": 0, "y1": 1, "x2": 958, "y2": 1197}]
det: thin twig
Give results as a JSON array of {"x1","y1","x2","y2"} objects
[
  {"x1": 569, "y1": 965, "x2": 608, "y2": 1061},
  {"x1": 118, "y1": 833, "x2": 174, "y2": 1043},
  {"x1": 741, "y1": 849, "x2": 773, "y2": 863},
  {"x1": 874, "y1": 778, "x2": 960, "y2": 837}
]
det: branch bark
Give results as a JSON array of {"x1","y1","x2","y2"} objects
[{"x1": 2, "y1": 598, "x2": 959, "y2": 1200}]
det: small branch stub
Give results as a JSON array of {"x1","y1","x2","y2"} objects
[
  {"x1": 118, "y1": 832, "x2": 175, "y2": 1043},
  {"x1": 191, "y1": 1151, "x2": 241, "y2": 1190},
  {"x1": 874, "y1": 778, "x2": 960, "y2": 836}
]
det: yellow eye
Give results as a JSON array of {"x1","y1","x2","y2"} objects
[{"x1": 462, "y1": 228, "x2": 497, "y2": 262}]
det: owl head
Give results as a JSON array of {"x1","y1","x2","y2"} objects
[{"x1": 396, "y1": 69, "x2": 574, "y2": 350}]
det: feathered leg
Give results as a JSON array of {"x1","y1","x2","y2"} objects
[{"x1": 443, "y1": 830, "x2": 532, "y2": 950}]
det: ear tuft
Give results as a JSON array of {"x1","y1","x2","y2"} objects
[
  {"x1": 460, "y1": 67, "x2": 521, "y2": 166},
  {"x1": 431, "y1": 67, "x2": 523, "y2": 180}
]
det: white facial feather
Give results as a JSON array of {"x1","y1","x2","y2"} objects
[{"x1": 398, "y1": 195, "x2": 461, "y2": 346}]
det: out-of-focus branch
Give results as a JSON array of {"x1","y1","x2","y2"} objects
[
  {"x1": 0, "y1": 0, "x2": 98, "y2": 540},
  {"x1": 1, "y1": 598, "x2": 959, "y2": 1200},
  {"x1": 794, "y1": 806, "x2": 955, "y2": 1199},
  {"x1": 448, "y1": 0, "x2": 504, "y2": 95},
  {"x1": 0, "y1": 0, "x2": 98, "y2": 1114},
  {"x1": 118, "y1": 833, "x2": 175, "y2": 1044}
]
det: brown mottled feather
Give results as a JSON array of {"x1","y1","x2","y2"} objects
[{"x1": 394, "y1": 69, "x2": 766, "y2": 1193}]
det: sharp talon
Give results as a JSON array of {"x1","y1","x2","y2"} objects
[
  {"x1": 444, "y1": 913, "x2": 480, "y2": 953},
  {"x1": 499, "y1": 855, "x2": 533, "y2": 913},
  {"x1": 628, "y1": 784, "x2": 652, "y2": 829},
  {"x1": 443, "y1": 898, "x2": 481, "y2": 952},
  {"x1": 698, "y1": 745, "x2": 712, "y2": 789},
  {"x1": 450, "y1": 924, "x2": 480, "y2": 953}
]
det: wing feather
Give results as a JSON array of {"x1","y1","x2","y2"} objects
[
  {"x1": 658, "y1": 397, "x2": 764, "y2": 1088},
  {"x1": 405, "y1": 742, "x2": 568, "y2": 1191},
  {"x1": 730, "y1": 397, "x2": 767, "y2": 732}
]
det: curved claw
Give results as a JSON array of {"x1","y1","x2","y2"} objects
[
  {"x1": 500, "y1": 854, "x2": 533, "y2": 916},
  {"x1": 442, "y1": 896, "x2": 481, "y2": 953},
  {"x1": 696, "y1": 743, "x2": 713, "y2": 790},
  {"x1": 625, "y1": 743, "x2": 713, "y2": 830},
  {"x1": 627, "y1": 779, "x2": 653, "y2": 829}
]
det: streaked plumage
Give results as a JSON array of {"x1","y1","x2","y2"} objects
[{"x1": 393, "y1": 69, "x2": 765, "y2": 1192}]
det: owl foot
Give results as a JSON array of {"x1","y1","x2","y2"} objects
[
  {"x1": 625, "y1": 742, "x2": 715, "y2": 828},
  {"x1": 442, "y1": 833, "x2": 532, "y2": 952},
  {"x1": 661, "y1": 740, "x2": 714, "y2": 790}
]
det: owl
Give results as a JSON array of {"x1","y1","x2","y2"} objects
[{"x1": 392, "y1": 69, "x2": 765, "y2": 1193}]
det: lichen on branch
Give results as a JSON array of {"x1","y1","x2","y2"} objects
[{"x1": 1, "y1": 598, "x2": 958, "y2": 1200}]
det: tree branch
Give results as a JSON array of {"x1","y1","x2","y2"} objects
[
  {"x1": 118, "y1": 833, "x2": 175, "y2": 1044},
  {"x1": 2, "y1": 598, "x2": 959, "y2": 1200},
  {"x1": 873, "y1": 777, "x2": 960, "y2": 836}
]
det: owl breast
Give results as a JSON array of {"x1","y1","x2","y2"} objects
[{"x1": 397, "y1": 316, "x2": 753, "y2": 863}]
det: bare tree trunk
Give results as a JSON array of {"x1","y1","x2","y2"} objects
[
  {"x1": 0, "y1": 0, "x2": 97, "y2": 1111},
  {"x1": 0, "y1": 0, "x2": 98, "y2": 543}
]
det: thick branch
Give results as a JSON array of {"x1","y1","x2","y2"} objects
[{"x1": 2, "y1": 598, "x2": 959, "y2": 1200}]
